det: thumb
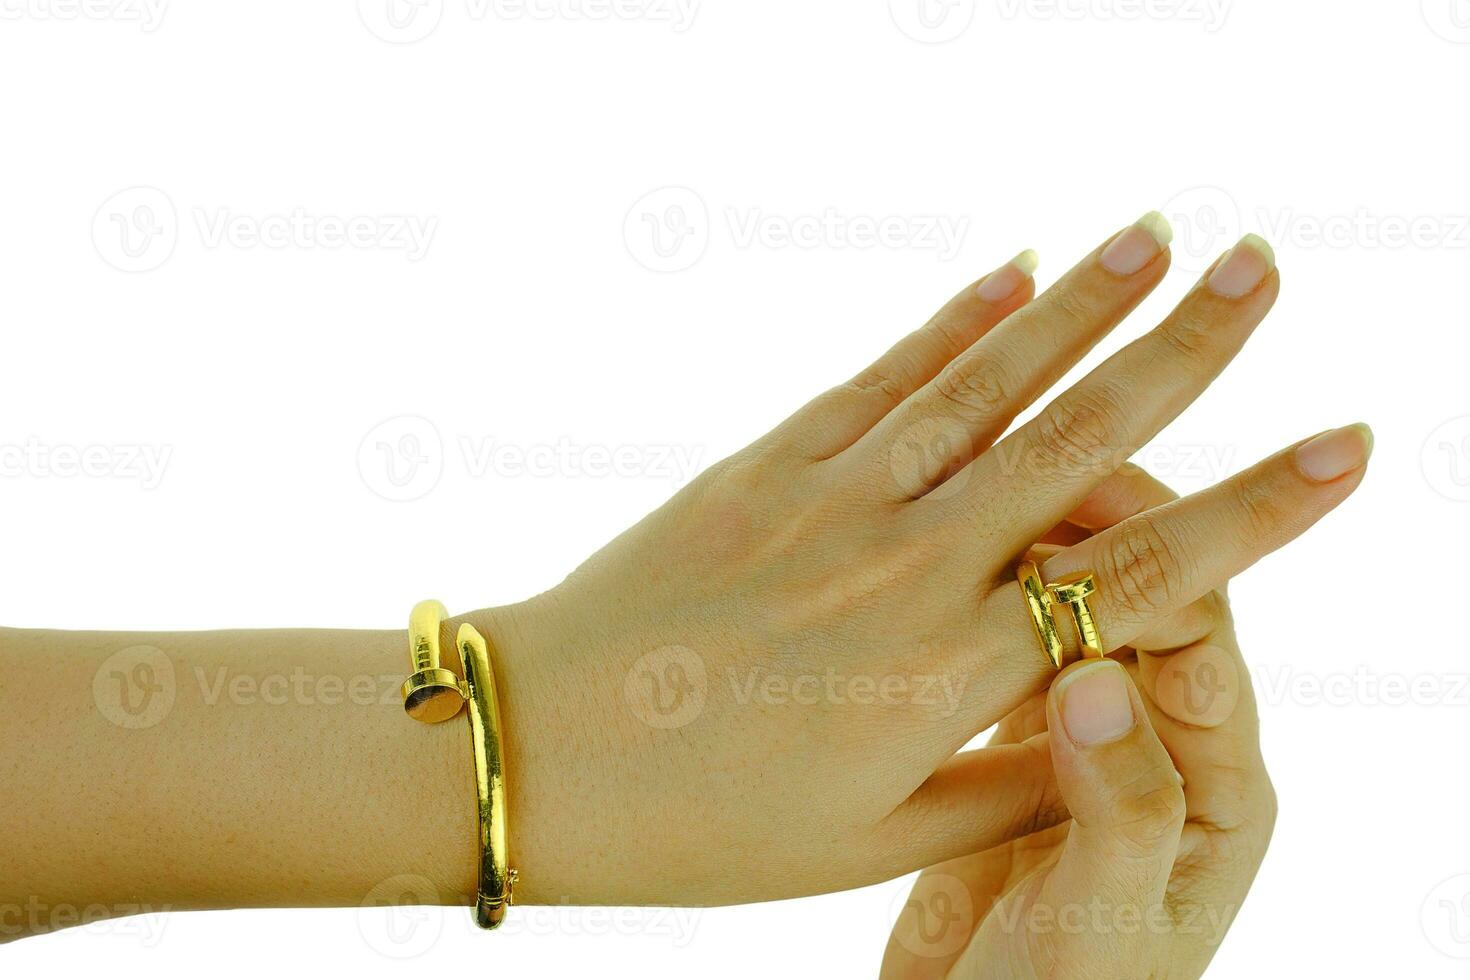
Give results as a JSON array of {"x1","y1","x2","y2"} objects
[{"x1": 1035, "y1": 659, "x2": 1185, "y2": 974}]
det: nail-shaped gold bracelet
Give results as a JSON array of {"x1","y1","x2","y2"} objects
[{"x1": 401, "y1": 599, "x2": 516, "y2": 930}]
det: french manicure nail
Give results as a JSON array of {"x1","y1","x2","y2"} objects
[
  {"x1": 976, "y1": 249, "x2": 1039, "y2": 301},
  {"x1": 1100, "y1": 211, "x2": 1172, "y2": 276},
  {"x1": 1207, "y1": 233, "x2": 1276, "y2": 298},
  {"x1": 1296, "y1": 423, "x2": 1374, "y2": 482},
  {"x1": 1058, "y1": 660, "x2": 1136, "y2": 747}
]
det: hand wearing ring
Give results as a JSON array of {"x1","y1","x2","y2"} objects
[
  {"x1": 438, "y1": 217, "x2": 1370, "y2": 912},
  {"x1": 883, "y1": 463, "x2": 1283, "y2": 979},
  {"x1": 1015, "y1": 562, "x2": 1104, "y2": 668}
]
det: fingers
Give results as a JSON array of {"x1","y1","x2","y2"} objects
[
  {"x1": 1038, "y1": 423, "x2": 1372, "y2": 658},
  {"x1": 763, "y1": 252, "x2": 1037, "y2": 459},
  {"x1": 1131, "y1": 630, "x2": 1276, "y2": 975},
  {"x1": 1012, "y1": 659, "x2": 1184, "y2": 976},
  {"x1": 852, "y1": 215, "x2": 1172, "y2": 499},
  {"x1": 950, "y1": 426, "x2": 1364, "y2": 755},
  {"x1": 1052, "y1": 464, "x2": 1225, "y2": 653},
  {"x1": 1038, "y1": 460, "x2": 1180, "y2": 545},
  {"x1": 966, "y1": 233, "x2": 1281, "y2": 558},
  {"x1": 1065, "y1": 461, "x2": 1178, "y2": 531},
  {"x1": 881, "y1": 734, "x2": 1066, "y2": 873}
]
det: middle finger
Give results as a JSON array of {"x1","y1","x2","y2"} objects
[{"x1": 946, "y1": 233, "x2": 1280, "y2": 565}]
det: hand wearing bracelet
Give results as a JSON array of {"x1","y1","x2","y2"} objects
[
  {"x1": 0, "y1": 218, "x2": 1366, "y2": 964},
  {"x1": 437, "y1": 218, "x2": 1367, "y2": 911}
]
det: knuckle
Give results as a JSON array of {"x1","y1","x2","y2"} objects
[
  {"x1": 1259, "y1": 775, "x2": 1280, "y2": 843},
  {"x1": 931, "y1": 355, "x2": 1012, "y2": 421},
  {"x1": 1030, "y1": 386, "x2": 1124, "y2": 472},
  {"x1": 845, "y1": 367, "x2": 908, "y2": 405},
  {"x1": 1154, "y1": 312, "x2": 1217, "y2": 360},
  {"x1": 925, "y1": 311, "x2": 973, "y2": 352},
  {"x1": 1108, "y1": 773, "x2": 1187, "y2": 854},
  {"x1": 1229, "y1": 477, "x2": 1283, "y2": 540},
  {"x1": 1103, "y1": 518, "x2": 1185, "y2": 617},
  {"x1": 1046, "y1": 285, "x2": 1107, "y2": 329},
  {"x1": 1259, "y1": 773, "x2": 1279, "y2": 831},
  {"x1": 1199, "y1": 588, "x2": 1231, "y2": 626}
]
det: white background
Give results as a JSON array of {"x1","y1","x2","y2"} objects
[{"x1": 2, "y1": 0, "x2": 1468, "y2": 975}]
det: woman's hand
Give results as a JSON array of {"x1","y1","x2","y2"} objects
[
  {"x1": 464, "y1": 215, "x2": 1368, "y2": 907},
  {"x1": 880, "y1": 467, "x2": 1277, "y2": 979}
]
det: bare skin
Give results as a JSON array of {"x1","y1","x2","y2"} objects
[
  {"x1": 0, "y1": 214, "x2": 1368, "y2": 956},
  {"x1": 883, "y1": 468, "x2": 1277, "y2": 979}
]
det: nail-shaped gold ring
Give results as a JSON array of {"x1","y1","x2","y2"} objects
[
  {"x1": 1015, "y1": 563, "x2": 1106, "y2": 667},
  {"x1": 1048, "y1": 573, "x2": 1105, "y2": 660},
  {"x1": 1016, "y1": 560, "x2": 1064, "y2": 669}
]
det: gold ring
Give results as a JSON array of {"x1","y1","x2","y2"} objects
[
  {"x1": 1015, "y1": 563, "x2": 1106, "y2": 668},
  {"x1": 1016, "y1": 560, "x2": 1064, "y2": 669},
  {"x1": 1048, "y1": 573, "x2": 1104, "y2": 660}
]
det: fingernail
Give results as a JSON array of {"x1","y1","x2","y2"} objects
[
  {"x1": 1207, "y1": 233, "x2": 1276, "y2": 298},
  {"x1": 975, "y1": 249, "x2": 1039, "y2": 301},
  {"x1": 1295, "y1": 423, "x2": 1374, "y2": 482},
  {"x1": 1099, "y1": 211, "x2": 1172, "y2": 276},
  {"x1": 1058, "y1": 660, "x2": 1136, "y2": 747}
]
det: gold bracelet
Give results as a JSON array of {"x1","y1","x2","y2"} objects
[{"x1": 400, "y1": 599, "x2": 517, "y2": 929}]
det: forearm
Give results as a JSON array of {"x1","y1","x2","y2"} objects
[{"x1": 0, "y1": 621, "x2": 492, "y2": 938}]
